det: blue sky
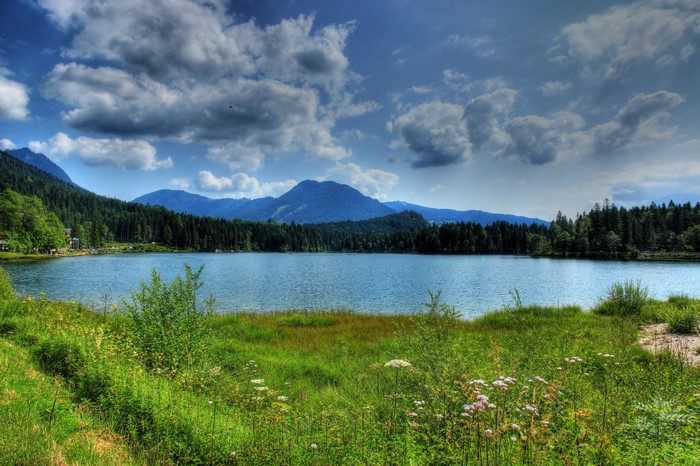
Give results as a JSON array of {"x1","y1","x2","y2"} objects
[{"x1": 1, "y1": 0, "x2": 699, "y2": 220}]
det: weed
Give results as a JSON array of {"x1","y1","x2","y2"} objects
[{"x1": 595, "y1": 279, "x2": 649, "y2": 316}]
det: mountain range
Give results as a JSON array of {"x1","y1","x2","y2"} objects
[
  {"x1": 135, "y1": 182, "x2": 550, "y2": 226},
  {"x1": 4, "y1": 147, "x2": 551, "y2": 225}
]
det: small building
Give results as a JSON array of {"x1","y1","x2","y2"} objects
[{"x1": 0, "y1": 240, "x2": 9, "y2": 252}]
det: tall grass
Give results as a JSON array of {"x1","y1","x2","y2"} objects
[{"x1": 0, "y1": 274, "x2": 698, "y2": 464}]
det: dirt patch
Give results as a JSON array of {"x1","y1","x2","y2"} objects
[{"x1": 639, "y1": 324, "x2": 700, "y2": 367}]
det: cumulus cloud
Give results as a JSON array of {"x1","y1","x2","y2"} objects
[
  {"x1": 561, "y1": 1, "x2": 700, "y2": 78},
  {"x1": 34, "y1": 0, "x2": 373, "y2": 164},
  {"x1": 387, "y1": 88, "x2": 516, "y2": 168},
  {"x1": 464, "y1": 88, "x2": 517, "y2": 149},
  {"x1": 592, "y1": 90, "x2": 684, "y2": 155},
  {"x1": 196, "y1": 170, "x2": 296, "y2": 198},
  {"x1": 502, "y1": 112, "x2": 585, "y2": 165},
  {"x1": 330, "y1": 162, "x2": 399, "y2": 201},
  {"x1": 388, "y1": 101, "x2": 471, "y2": 168},
  {"x1": 0, "y1": 72, "x2": 30, "y2": 120},
  {"x1": 28, "y1": 132, "x2": 173, "y2": 170},
  {"x1": 0, "y1": 139, "x2": 16, "y2": 150}
]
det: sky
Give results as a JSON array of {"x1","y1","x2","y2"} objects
[{"x1": 1, "y1": 0, "x2": 699, "y2": 220}]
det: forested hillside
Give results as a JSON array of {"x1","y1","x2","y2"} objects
[{"x1": 2, "y1": 150, "x2": 699, "y2": 257}]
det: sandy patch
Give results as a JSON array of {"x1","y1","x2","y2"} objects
[{"x1": 639, "y1": 324, "x2": 700, "y2": 367}]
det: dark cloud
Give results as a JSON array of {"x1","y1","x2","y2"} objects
[
  {"x1": 464, "y1": 88, "x2": 516, "y2": 148},
  {"x1": 387, "y1": 101, "x2": 471, "y2": 168},
  {"x1": 593, "y1": 90, "x2": 683, "y2": 154}
]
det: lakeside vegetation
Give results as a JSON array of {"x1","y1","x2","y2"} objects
[
  {"x1": 1, "y1": 264, "x2": 698, "y2": 464},
  {"x1": 2, "y1": 150, "x2": 700, "y2": 260}
]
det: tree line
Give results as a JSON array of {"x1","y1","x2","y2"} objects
[{"x1": 2, "y1": 150, "x2": 699, "y2": 257}]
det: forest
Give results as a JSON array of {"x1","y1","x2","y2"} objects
[{"x1": 2, "y1": 150, "x2": 699, "y2": 258}]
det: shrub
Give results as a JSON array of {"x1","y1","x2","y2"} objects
[
  {"x1": 122, "y1": 264, "x2": 214, "y2": 374},
  {"x1": 74, "y1": 364, "x2": 113, "y2": 403},
  {"x1": 595, "y1": 280, "x2": 648, "y2": 316},
  {"x1": 34, "y1": 337, "x2": 86, "y2": 379},
  {"x1": 0, "y1": 266, "x2": 15, "y2": 301},
  {"x1": 667, "y1": 307, "x2": 699, "y2": 334}
]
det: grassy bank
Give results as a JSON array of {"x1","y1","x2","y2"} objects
[{"x1": 0, "y1": 268, "x2": 698, "y2": 464}]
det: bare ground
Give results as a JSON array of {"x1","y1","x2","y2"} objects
[{"x1": 639, "y1": 324, "x2": 700, "y2": 367}]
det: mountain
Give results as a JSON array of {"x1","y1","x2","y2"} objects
[
  {"x1": 5, "y1": 148, "x2": 74, "y2": 185},
  {"x1": 652, "y1": 193, "x2": 700, "y2": 206},
  {"x1": 246, "y1": 180, "x2": 396, "y2": 223},
  {"x1": 384, "y1": 201, "x2": 549, "y2": 226},
  {"x1": 136, "y1": 182, "x2": 550, "y2": 225},
  {"x1": 135, "y1": 180, "x2": 395, "y2": 224}
]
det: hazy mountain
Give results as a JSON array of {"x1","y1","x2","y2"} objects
[
  {"x1": 384, "y1": 201, "x2": 549, "y2": 226},
  {"x1": 136, "y1": 181, "x2": 549, "y2": 225},
  {"x1": 5, "y1": 148, "x2": 74, "y2": 185},
  {"x1": 135, "y1": 180, "x2": 395, "y2": 223},
  {"x1": 652, "y1": 194, "x2": 700, "y2": 206}
]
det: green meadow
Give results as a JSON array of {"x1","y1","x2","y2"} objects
[{"x1": 0, "y1": 265, "x2": 698, "y2": 465}]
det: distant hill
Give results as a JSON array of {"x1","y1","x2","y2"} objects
[
  {"x1": 135, "y1": 180, "x2": 396, "y2": 224},
  {"x1": 384, "y1": 201, "x2": 549, "y2": 226},
  {"x1": 136, "y1": 181, "x2": 549, "y2": 225},
  {"x1": 5, "y1": 148, "x2": 74, "y2": 185}
]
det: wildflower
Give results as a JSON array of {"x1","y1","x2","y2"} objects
[
  {"x1": 310, "y1": 443, "x2": 318, "y2": 450},
  {"x1": 484, "y1": 429, "x2": 493, "y2": 437},
  {"x1": 253, "y1": 386, "x2": 269, "y2": 392},
  {"x1": 492, "y1": 380, "x2": 508, "y2": 389},
  {"x1": 471, "y1": 379, "x2": 486, "y2": 385},
  {"x1": 207, "y1": 400, "x2": 213, "y2": 405},
  {"x1": 534, "y1": 376, "x2": 548, "y2": 385},
  {"x1": 540, "y1": 420, "x2": 551, "y2": 426},
  {"x1": 436, "y1": 414, "x2": 445, "y2": 420},
  {"x1": 556, "y1": 367, "x2": 564, "y2": 371},
  {"x1": 277, "y1": 395, "x2": 289, "y2": 402},
  {"x1": 209, "y1": 366, "x2": 221, "y2": 377},
  {"x1": 408, "y1": 412, "x2": 419, "y2": 418},
  {"x1": 488, "y1": 403, "x2": 497, "y2": 409},
  {"x1": 511, "y1": 423, "x2": 521, "y2": 430},
  {"x1": 413, "y1": 400, "x2": 426, "y2": 407},
  {"x1": 511, "y1": 436, "x2": 518, "y2": 442},
  {"x1": 250, "y1": 378, "x2": 265, "y2": 385},
  {"x1": 229, "y1": 451, "x2": 237, "y2": 457},
  {"x1": 384, "y1": 359, "x2": 412, "y2": 368}
]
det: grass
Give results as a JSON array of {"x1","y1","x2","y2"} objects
[{"x1": 0, "y1": 277, "x2": 699, "y2": 464}]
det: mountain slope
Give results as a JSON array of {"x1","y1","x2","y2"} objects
[
  {"x1": 384, "y1": 201, "x2": 549, "y2": 226},
  {"x1": 5, "y1": 148, "x2": 74, "y2": 185},
  {"x1": 247, "y1": 180, "x2": 395, "y2": 223},
  {"x1": 135, "y1": 181, "x2": 395, "y2": 223}
]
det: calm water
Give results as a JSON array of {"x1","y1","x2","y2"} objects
[{"x1": 3, "y1": 253, "x2": 699, "y2": 318}]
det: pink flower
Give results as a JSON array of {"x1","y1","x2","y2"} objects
[
  {"x1": 310, "y1": 443, "x2": 318, "y2": 450},
  {"x1": 483, "y1": 429, "x2": 493, "y2": 437}
]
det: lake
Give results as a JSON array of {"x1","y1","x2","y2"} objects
[{"x1": 3, "y1": 253, "x2": 699, "y2": 318}]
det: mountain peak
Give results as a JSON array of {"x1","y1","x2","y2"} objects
[{"x1": 5, "y1": 148, "x2": 74, "y2": 185}]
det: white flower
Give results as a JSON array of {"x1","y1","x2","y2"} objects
[
  {"x1": 277, "y1": 395, "x2": 289, "y2": 402},
  {"x1": 250, "y1": 378, "x2": 265, "y2": 385},
  {"x1": 384, "y1": 359, "x2": 412, "y2": 368}
]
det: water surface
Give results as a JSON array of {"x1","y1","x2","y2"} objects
[{"x1": 3, "y1": 253, "x2": 699, "y2": 318}]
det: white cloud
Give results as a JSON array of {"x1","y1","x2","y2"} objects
[
  {"x1": 196, "y1": 170, "x2": 297, "y2": 198},
  {"x1": 330, "y1": 162, "x2": 399, "y2": 201},
  {"x1": 0, "y1": 139, "x2": 16, "y2": 150},
  {"x1": 168, "y1": 178, "x2": 191, "y2": 190},
  {"x1": 464, "y1": 88, "x2": 517, "y2": 149},
  {"x1": 28, "y1": 132, "x2": 173, "y2": 170},
  {"x1": 561, "y1": 1, "x2": 700, "y2": 78},
  {"x1": 0, "y1": 73, "x2": 30, "y2": 120},
  {"x1": 538, "y1": 80, "x2": 573, "y2": 97},
  {"x1": 33, "y1": 0, "x2": 371, "y2": 164}
]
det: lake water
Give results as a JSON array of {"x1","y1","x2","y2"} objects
[{"x1": 3, "y1": 253, "x2": 699, "y2": 318}]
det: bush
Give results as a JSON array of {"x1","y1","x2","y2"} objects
[
  {"x1": 0, "y1": 266, "x2": 15, "y2": 301},
  {"x1": 667, "y1": 307, "x2": 699, "y2": 334},
  {"x1": 74, "y1": 364, "x2": 113, "y2": 403},
  {"x1": 595, "y1": 280, "x2": 648, "y2": 316},
  {"x1": 122, "y1": 264, "x2": 214, "y2": 374},
  {"x1": 34, "y1": 337, "x2": 86, "y2": 379}
]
